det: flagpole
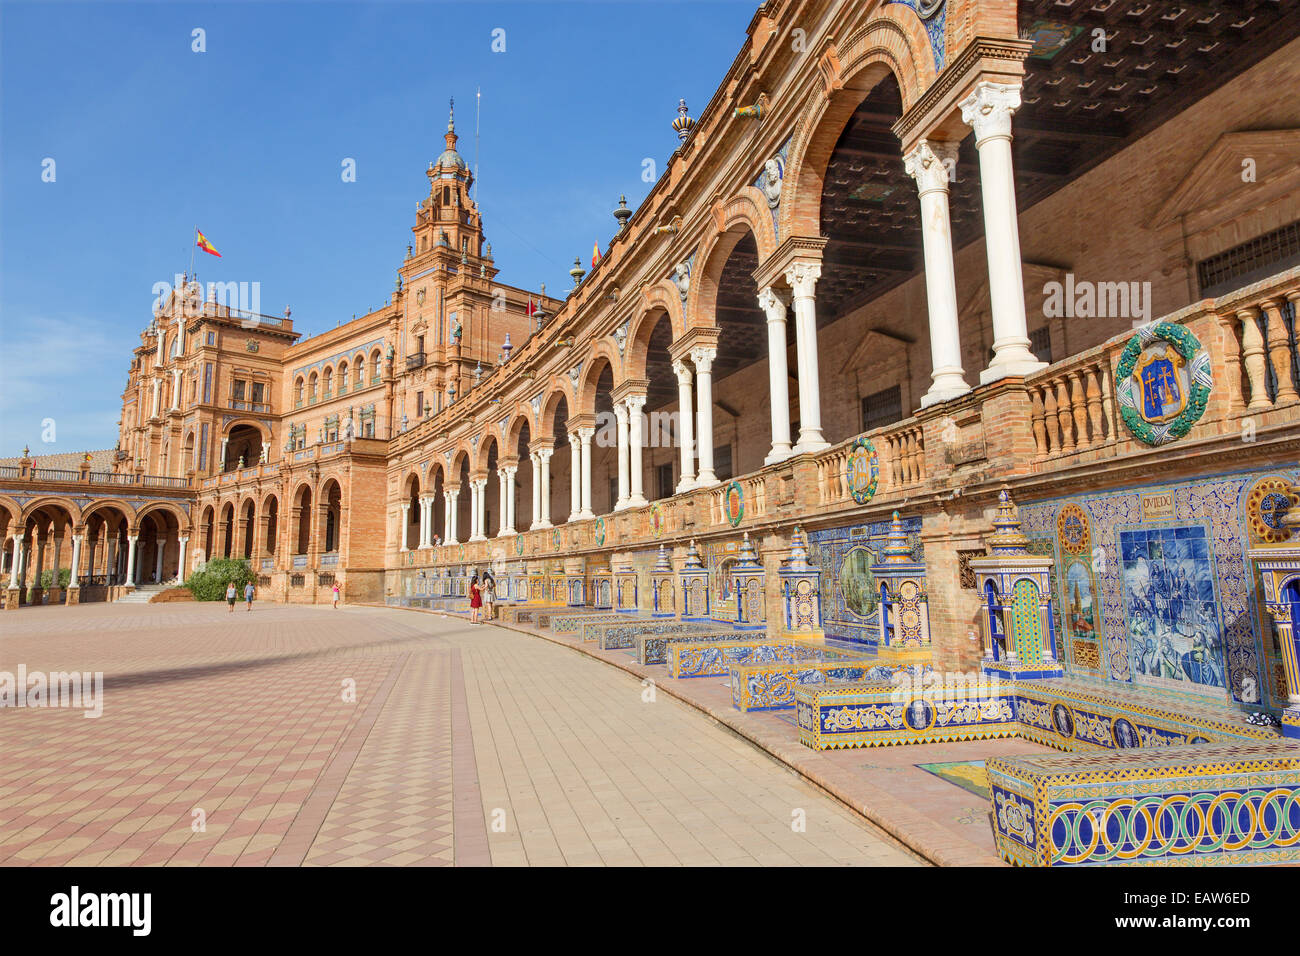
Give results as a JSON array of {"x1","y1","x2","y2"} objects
[{"x1": 188, "y1": 225, "x2": 196, "y2": 286}]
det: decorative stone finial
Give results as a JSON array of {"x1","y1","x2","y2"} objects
[
  {"x1": 613, "y1": 195, "x2": 632, "y2": 232},
  {"x1": 683, "y1": 539, "x2": 705, "y2": 570},
  {"x1": 502, "y1": 332, "x2": 513, "y2": 362},
  {"x1": 570, "y1": 257, "x2": 586, "y2": 287}
]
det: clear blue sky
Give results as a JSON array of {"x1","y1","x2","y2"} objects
[{"x1": 0, "y1": 0, "x2": 758, "y2": 457}]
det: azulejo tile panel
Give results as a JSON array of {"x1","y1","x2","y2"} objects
[
  {"x1": 635, "y1": 628, "x2": 746, "y2": 666},
  {"x1": 806, "y1": 516, "x2": 924, "y2": 647},
  {"x1": 666, "y1": 640, "x2": 797, "y2": 679},
  {"x1": 1017, "y1": 467, "x2": 1299, "y2": 711}
]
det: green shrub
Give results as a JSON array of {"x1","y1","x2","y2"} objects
[
  {"x1": 185, "y1": 558, "x2": 255, "y2": 601},
  {"x1": 39, "y1": 568, "x2": 72, "y2": 588}
]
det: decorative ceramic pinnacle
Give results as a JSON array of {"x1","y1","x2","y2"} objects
[
  {"x1": 736, "y1": 531, "x2": 763, "y2": 569},
  {"x1": 987, "y1": 489, "x2": 1030, "y2": 556},
  {"x1": 654, "y1": 544, "x2": 671, "y2": 572},
  {"x1": 570, "y1": 257, "x2": 586, "y2": 286},
  {"x1": 672, "y1": 98, "x2": 696, "y2": 143},
  {"x1": 683, "y1": 539, "x2": 705, "y2": 570},
  {"x1": 881, "y1": 511, "x2": 913, "y2": 564}
]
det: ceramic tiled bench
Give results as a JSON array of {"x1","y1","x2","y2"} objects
[
  {"x1": 593, "y1": 620, "x2": 720, "y2": 651},
  {"x1": 666, "y1": 639, "x2": 798, "y2": 678},
  {"x1": 986, "y1": 741, "x2": 1300, "y2": 866},
  {"x1": 543, "y1": 612, "x2": 627, "y2": 634},
  {"x1": 729, "y1": 646, "x2": 883, "y2": 712},
  {"x1": 635, "y1": 628, "x2": 751, "y2": 666}
]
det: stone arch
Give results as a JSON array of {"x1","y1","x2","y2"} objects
[
  {"x1": 19, "y1": 496, "x2": 84, "y2": 529},
  {"x1": 692, "y1": 218, "x2": 763, "y2": 335},
  {"x1": 538, "y1": 385, "x2": 570, "y2": 442},
  {"x1": 506, "y1": 408, "x2": 532, "y2": 460},
  {"x1": 633, "y1": 279, "x2": 686, "y2": 344},
  {"x1": 626, "y1": 306, "x2": 683, "y2": 383},
  {"x1": 222, "y1": 417, "x2": 271, "y2": 440},
  {"x1": 136, "y1": 499, "x2": 190, "y2": 531},
  {"x1": 577, "y1": 351, "x2": 618, "y2": 418},
  {"x1": 0, "y1": 495, "x2": 22, "y2": 531},
  {"x1": 692, "y1": 187, "x2": 779, "y2": 323},
  {"x1": 781, "y1": 13, "x2": 933, "y2": 239},
  {"x1": 474, "y1": 433, "x2": 500, "y2": 474},
  {"x1": 449, "y1": 446, "x2": 472, "y2": 479}
]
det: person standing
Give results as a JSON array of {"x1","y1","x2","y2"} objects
[
  {"x1": 225, "y1": 582, "x2": 237, "y2": 613},
  {"x1": 332, "y1": 581, "x2": 341, "y2": 609},
  {"x1": 244, "y1": 580, "x2": 255, "y2": 612},
  {"x1": 468, "y1": 574, "x2": 482, "y2": 625},
  {"x1": 482, "y1": 573, "x2": 496, "y2": 621}
]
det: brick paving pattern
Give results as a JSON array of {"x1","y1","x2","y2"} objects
[{"x1": 0, "y1": 603, "x2": 919, "y2": 866}]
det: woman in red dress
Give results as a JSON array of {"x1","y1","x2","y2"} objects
[{"x1": 469, "y1": 574, "x2": 482, "y2": 625}]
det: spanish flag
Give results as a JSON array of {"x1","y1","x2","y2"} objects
[
  {"x1": 591, "y1": 240, "x2": 601, "y2": 268},
  {"x1": 195, "y1": 229, "x2": 222, "y2": 258}
]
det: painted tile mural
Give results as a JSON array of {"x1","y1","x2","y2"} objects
[
  {"x1": 806, "y1": 516, "x2": 923, "y2": 647},
  {"x1": 1017, "y1": 467, "x2": 1298, "y2": 710}
]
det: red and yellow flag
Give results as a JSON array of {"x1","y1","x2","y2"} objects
[
  {"x1": 195, "y1": 229, "x2": 222, "y2": 258},
  {"x1": 591, "y1": 241, "x2": 601, "y2": 268}
]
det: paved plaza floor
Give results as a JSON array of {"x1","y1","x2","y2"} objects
[{"x1": 0, "y1": 602, "x2": 923, "y2": 866}]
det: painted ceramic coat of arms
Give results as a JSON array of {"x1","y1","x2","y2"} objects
[
  {"x1": 515, "y1": 535, "x2": 524, "y2": 556},
  {"x1": 723, "y1": 481, "x2": 744, "y2": 527},
  {"x1": 1115, "y1": 322, "x2": 1211, "y2": 446},
  {"x1": 649, "y1": 503, "x2": 664, "y2": 538},
  {"x1": 844, "y1": 437, "x2": 880, "y2": 504},
  {"x1": 552, "y1": 528, "x2": 561, "y2": 551},
  {"x1": 594, "y1": 517, "x2": 606, "y2": 547}
]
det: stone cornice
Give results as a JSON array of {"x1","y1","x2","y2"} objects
[{"x1": 752, "y1": 235, "x2": 827, "y2": 291}]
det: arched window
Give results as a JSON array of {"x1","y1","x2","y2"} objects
[
  {"x1": 323, "y1": 367, "x2": 333, "y2": 398},
  {"x1": 295, "y1": 377, "x2": 304, "y2": 407},
  {"x1": 370, "y1": 350, "x2": 382, "y2": 383},
  {"x1": 338, "y1": 362, "x2": 348, "y2": 394},
  {"x1": 355, "y1": 354, "x2": 365, "y2": 386},
  {"x1": 308, "y1": 372, "x2": 318, "y2": 403}
]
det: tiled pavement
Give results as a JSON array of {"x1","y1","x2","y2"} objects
[{"x1": 0, "y1": 602, "x2": 919, "y2": 866}]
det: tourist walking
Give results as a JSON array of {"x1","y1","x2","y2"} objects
[
  {"x1": 332, "y1": 582, "x2": 341, "y2": 608},
  {"x1": 244, "y1": 581, "x2": 255, "y2": 612},
  {"x1": 482, "y1": 573, "x2": 496, "y2": 621},
  {"x1": 468, "y1": 574, "x2": 482, "y2": 625},
  {"x1": 225, "y1": 583, "x2": 237, "y2": 613}
]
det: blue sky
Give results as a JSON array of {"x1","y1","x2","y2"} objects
[{"x1": 0, "y1": 0, "x2": 757, "y2": 456}]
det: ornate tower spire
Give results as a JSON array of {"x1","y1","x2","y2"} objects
[{"x1": 445, "y1": 97, "x2": 458, "y2": 151}]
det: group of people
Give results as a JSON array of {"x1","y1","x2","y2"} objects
[
  {"x1": 224, "y1": 580, "x2": 342, "y2": 611},
  {"x1": 468, "y1": 572, "x2": 496, "y2": 625}
]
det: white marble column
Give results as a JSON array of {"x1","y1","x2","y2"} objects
[
  {"x1": 672, "y1": 360, "x2": 696, "y2": 492},
  {"x1": 530, "y1": 454, "x2": 544, "y2": 530},
  {"x1": 442, "y1": 493, "x2": 452, "y2": 545},
  {"x1": 783, "y1": 264, "x2": 829, "y2": 453},
  {"x1": 466, "y1": 481, "x2": 479, "y2": 540},
  {"x1": 69, "y1": 534, "x2": 83, "y2": 588},
  {"x1": 536, "y1": 448, "x2": 554, "y2": 527},
  {"x1": 496, "y1": 469, "x2": 510, "y2": 535},
  {"x1": 125, "y1": 534, "x2": 139, "y2": 587},
  {"x1": 176, "y1": 535, "x2": 187, "y2": 582},
  {"x1": 8, "y1": 537, "x2": 21, "y2": 589},
  {"x1": 904, "y1": 138, "x2": 971, "y2": 407},
  {"x1": 691, "y1": 346, "x2": 719, "y2": 486},
  {"x1": 32, "y1": 536, "x2": 45, "y2": 589},
  {"x1": 578, "y1": 428, "x2": 595, "y2": 519},
  {"x1": 613, "y1": 405, "x2": 631, "y2": 510},
  {"x1": 757, "y1": 287, "x2": 794, "y2": 463},
  {"x1": 171, "y1": 368, "x2": 182, "y2": 410},
  {"x1": 154, "y1": 541, "x2": 164, "y2": 583},
  {"x1": 471, "y1": 479, "x2": 487, "y2": 541},
  {"x1": 500, "y1": 466, "x2": 517, "y2": 535},
  {"x1": 446, "y1": 486, "x2": 461, "y2": 544},
  {"x1": 151, "y1": 378, "x2": 162, "y2": 417},
  {"x1": 626, "y1": 395, "x2": 648, "y2": 506},
  {"x1": 400, "y1": 501, "x2": 411, "y2": 551},
  {"x1": 567, "y1": 432, "x2": 582, "y2": 521},
  {"x1": 960, "y1": 82, "x2": 1046, "y2": 384}
]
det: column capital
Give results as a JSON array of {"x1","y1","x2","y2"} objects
[
  {"x1": 535, "y1": 447, "x2": 554, "y2": 462},
  {"x1": 959, "y1": 81, "x2": 1021, "y2": 145},
  {"x1": 623, "y1": 393, "x2": 647, "y2": 413},
  {"x1": 613, "y1": 402, "x2": 629, "y2": 424},
  {"x1": 690, "y1": 345, "x2": 717, "y2": 373},
  {"x1": 502, "y1": 463, "x2": 518, "y2": 477},
  {"x1": 576, "y1": 426, "x2": 595, "y2": 442},
  {"x1": 757, "y1": 286, "x2": 789, "y2": 322},
  {"x1": 783, "y1": 262, "x2": 821, "y2": 298},
  {"x1": 671, "y1": 358, "x2": 693, "y2": 383},
  {"x1": 903, "y1": 139, "x2": 959, "y2": 195}
]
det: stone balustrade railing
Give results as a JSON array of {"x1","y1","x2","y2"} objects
[{"x1": 1024, "y1": 266, "x2": 1300, "y2": 465}]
